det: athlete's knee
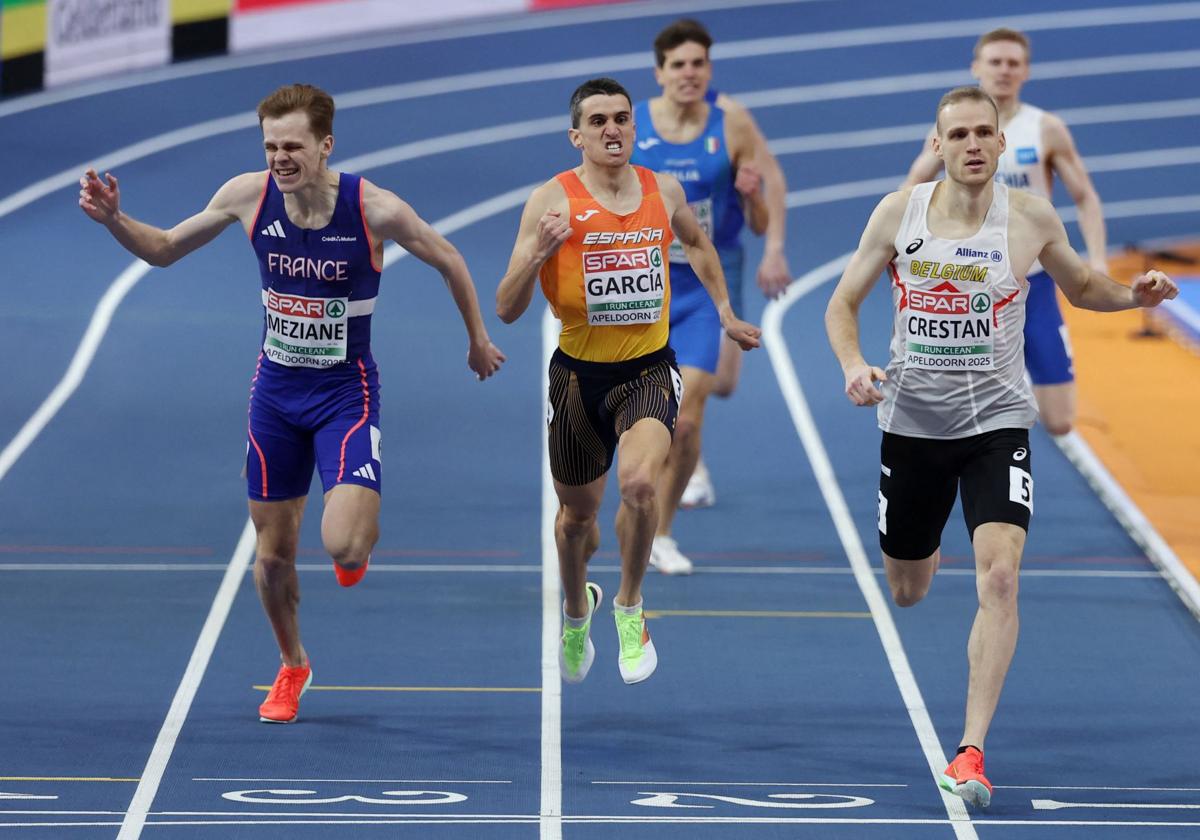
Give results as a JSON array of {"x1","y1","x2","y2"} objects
[
  {"x1": 325, "y1": 528, "x2": 375, "y2": 570},
  {"x1": 557, "y1": 505, "x2": 598, "y2": 542},
  {"x1": 618, "y1": 469, "x2": 657, "y2": 512},
  {"x1": 673, "y1": 412, "x2": 704, "y2": 449},
  {"x1": 890, "y1": 578, "x2": 929, "y2": 608},
  {"x1": 978, "y1": 564, "x2": 1019, "y2": 607}
]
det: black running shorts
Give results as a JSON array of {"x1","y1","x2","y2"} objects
[
  {"x1": 878, "y1": 427, "x2": 1033, "y2": 560},
  {"x1": 547, "y1": 346, "x2": 681, "y2": 486}
]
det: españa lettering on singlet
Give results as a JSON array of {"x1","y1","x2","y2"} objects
[
  {"x1": 879, "y1": 181, "x2": 1037, "y2": 439},
  {"x1": 250, "y1": 172, "x2": 381, "y2": 369},
  {"x1": 630, "y1": 98, "x2": 741, "y2": 265},
  {"x1": 539, "y1": 166, "x2": 673, "y2": 362}
]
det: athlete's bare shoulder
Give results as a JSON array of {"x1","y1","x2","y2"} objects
[
  {"x1": 207, "y1": 171, "x2": 270, "y2": 221},
  {"x1": 1007, "y1": 186, "x2": 1056, "y2": 224}
]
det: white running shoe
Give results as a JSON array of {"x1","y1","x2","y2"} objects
[
  {"x1": 650, "y1": 535, "x2": 694, "y2": 575},
  {"x1": 680, "y1": 460, "x2": 715, "y2": 509}
]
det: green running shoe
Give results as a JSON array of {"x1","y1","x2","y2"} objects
[
  {"x1": 560, "y1": 582, "x2": 602, "y2": 683},
  {"x1": 614, "y1": 602, "x2": 657, "y2": 684}
]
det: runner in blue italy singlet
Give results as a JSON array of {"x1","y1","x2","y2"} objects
[
  {"x1": 248, "y1": 171, "x2": 384, "y2": 501},
  {"x1": 632, "y1": 98, "x2": 741, "y2": 373}
]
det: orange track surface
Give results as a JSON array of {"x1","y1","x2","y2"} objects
[{"x1": 1061, "y1": 244, "x2": 1200, "y2": 580}]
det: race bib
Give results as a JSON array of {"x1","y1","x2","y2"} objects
[
  {"x1": 669, "y1": 197, "x2": 713, "y2": 263},
  {"x1": 262, "y1": 289, "x2": 348, "y2": 368},
  {"x1": 903, "y1": 288, "x2": 994, "y2": 370},
  {"x1": 583, "y1": 246, "x2": 666, "y2": 326}
]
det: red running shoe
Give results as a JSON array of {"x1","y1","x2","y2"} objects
[
  {"x1": 334, "y1": 556, "x2": 369, "y2": 587},
  {"x1": 939, "y1": 746, "x2": 992, "y2": 808},
  {"x1": 258, "y1": 663, "x2": 313, "y2": 723}
]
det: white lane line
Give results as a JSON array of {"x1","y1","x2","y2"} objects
[
  {"x1": 540, "y1": 307, "x2": 563, "y2": 840},
  {"x1": 1052, "y1": 432, "x2": 1200, "y2": 620},
  {"x1": 591, "y1": 781, "x2": 908, "y2": 787},
  {"x1": 0, "y1": 0, "x2": 812, "y2": 119},
  {"x1": 0, "y1": 260, "x2": 150, "y2": 482},
  {"x1": 770, "y1": 98, "x2": 1200, "y2": 154},
  {"x1": 1035, "y1": 799, "x2": 1200, "y2": 810},
  {"x1": 4, "y1": 0, "x2": 1195, "y2": 120},
  {"x1": 8, "y1": 38, "x2": 1200, "y2": 221},
  {"x1": 762, "y1": 257, "x2": 976, "y2": 837},
  {"x1": 739, "y1": 49, "x2": 1200, "y2": 110},
  {"x1": 191, "y1": 777, "x2": 512, "y2": 783},
  {"x1": 1000, "y1": 785, "x2": 1200, "y2": 791},
  {"x1": 115, "y1": 519, "x2": 256, "y2": 840},
  {"x1": 0, "y1": 563, "x2": 1163, "y2": 579}
]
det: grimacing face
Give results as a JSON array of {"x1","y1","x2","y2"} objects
[
  {"x1": 261, "y1": 111, "x2": 332, "y2": 192},
  {"x1": 568, "y1": 93, "x2": 635, "y2": 167},
  {"x1": 934, "y1": 99, "x2": 1006, "y2": 186},
  {"x1": 971, "y1": 40, "x2": 1030, "y2": 101}
]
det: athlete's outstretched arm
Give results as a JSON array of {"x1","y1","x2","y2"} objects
[
  {"x1": 1044, "y1": 114, "x2": 1107, "y2": 272},
  {"x1": 496, "y1": 180, "x2": 569, "y2": 324},
  {"x1": 825, "y1": 191, "x2": 907, "y2": 406},
  {"x1": 901, "y1": 126, "x2": 943, "y2": 188},
  {"x1": 79, "y1": 169, "x2": 258, "y2": 267},
  {"x1": 363, "y1": 182, "x2": 504, "y2": 379},
  {"x1": 719, "y1": 94, "x2": 791, "y2": 299},
  {"x1": 1030, "y1": 197, "x2": 1176, "y2": 312},
  {"x1": 658, "y1": 172, "x2": 760, "y2": 351}
]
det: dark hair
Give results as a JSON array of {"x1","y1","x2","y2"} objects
[
  {"x1": 257, "y1": 83, "x2": 335, "y2": 139},
  {"x1": 935, "y1": 86, "x2": 999, "y2": 133},
  {"x1": 653, "y1": 18, "x2": 712, "y2": 67},
  {"x1": 569, "y1": 77, "x2": 632, "y2": 128}
]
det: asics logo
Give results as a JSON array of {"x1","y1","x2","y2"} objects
[
  {"x1": 575, "y1": 209, "x2": 599, "y2": 222},
  {"x1": 636, "y1": 137, "x2": 662, "y2": 150},
  {"x1": 1013, "y1": 448, "x2": 1027, "y2": 461},
  {"x1": 905, "y1": 238, "x2": 923, "y2": 254}
]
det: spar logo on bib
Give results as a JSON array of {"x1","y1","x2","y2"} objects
[
  {"x1": 583, "y1": 246, "x2": 666, "y2": 325},
  {"x1": 904, "y1": 286, "x2": 994, "y2": 370},
  {"x1": 264, "y1": 290, "x2": 349, "y2": 368}
]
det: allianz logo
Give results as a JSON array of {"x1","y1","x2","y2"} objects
[{"x1": 955, "y1": 246, "x2": 1003, "y2": 262}]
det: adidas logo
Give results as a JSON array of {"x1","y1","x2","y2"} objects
[
  {"x1": 352, "y1": 463, "x2": 377, "y2": 481},
  {"x1": 260, "y1": 219, "x2": 285, "y2": 238}
]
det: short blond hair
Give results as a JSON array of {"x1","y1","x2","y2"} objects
[
  {"x1": 935, "y1": 86, "x2": 999, "y2": 132},
  {"x1": 973, "y1": 28, "x2": 1030, "y2": 61}
]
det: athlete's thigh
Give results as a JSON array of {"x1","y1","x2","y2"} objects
[
  {"x1": 677, "y1": 364, "x2": 715, "y2": 425},
  {"x1": 547, "y1": 355, "x2": 616, "y2": 487},
  {"x1": 1023, "y1": 270, "x2": 1074, "y2": 385},
  {"x1": 607, "y1": 355, "x2": 682, "y2": 442},
  {"x1": 312, "y1": 365, "x2": 382, "y2": 496},
  {"x1": 958, "y1": 428, "x2": 1033, "y2": 540},
  {"x1": 247, "y1": 388, "x2": 317, "y2": 502},
  {"x1": 878, "y1": 432, "x2": 959, "y2": 560},
  {"x1": 669, "y1": 282, "x2": 721, "y2": 374}
]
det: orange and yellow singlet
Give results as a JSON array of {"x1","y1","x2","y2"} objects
[{"x1": 540, "y1": 166, "x2": 673, "y2": 362}]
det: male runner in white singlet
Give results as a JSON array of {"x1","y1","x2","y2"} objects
[
  {"x1": 827, "y1": 86, "x2": 1175, "y2": 808},
  {"x1": 904, "y1": 28, "x2": 1108, "y2": 435}
]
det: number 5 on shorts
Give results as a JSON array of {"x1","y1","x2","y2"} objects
[{"x1": 1008, "y1": 466, "x2": 1033, "y2": 512}]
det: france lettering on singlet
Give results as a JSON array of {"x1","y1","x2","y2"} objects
[{"x1": 250, "y1": 172, "x2": 381, "y2": 372}]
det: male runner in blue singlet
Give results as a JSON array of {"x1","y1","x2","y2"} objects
[
  {"x1": 631, "y1": 18, "x2": 788, "y2": 573},
  {"x1": 80, "y1": 83, "x2": 505, "y2": 723}
]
